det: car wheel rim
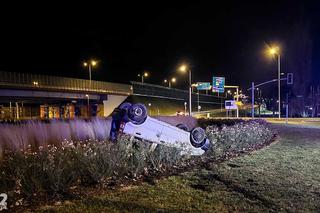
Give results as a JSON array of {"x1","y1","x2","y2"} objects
[
  {"x1": 191, "y1": 128, "x2": 205, "y2": 145},
  {"x1": 134, "y1": 108, "x2": 143, "y2": 116}
]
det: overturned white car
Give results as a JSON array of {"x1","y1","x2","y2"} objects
[{"x1": 110, "y1": 103, "x2": 209, "y2": 156}]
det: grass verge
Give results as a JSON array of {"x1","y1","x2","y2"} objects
[{"x1": 33, "y1": 124, "x2": 320, "y2": 212}]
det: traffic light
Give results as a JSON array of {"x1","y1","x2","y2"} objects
[{"x1": 287, "y1": 73, "x2": 293, "y2": 85}]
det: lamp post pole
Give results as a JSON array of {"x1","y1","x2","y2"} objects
[
  {"x1": 277, "y1": 54, "x2": 281, "y2": 119},
  {"x1": 88, "y1": 64, "x2": 92, "y2": 87},
  {"x1": 86, "y1": 94, "x2": 89, "y2": 118},
  {"x1": 189, "y1": 69, "x2": 192, "y2": 116},
  {"x1": 87, "y1": 64, "x2": 92, "y2": 118},
  {"x1": 268, "y1": 47, "x2": 281, "y2": 119},
  {"x1": 84, "y1": 60, "x2": 97, "y2": 118},
  {"x1": 252, "y1": 82, "x2": 255, "y2": 119},
  {"x1": 139, "y1": 72, "x2": 148, "y2": 84},
  {"x1": 178, "y1": 64, "x2": 192, "y2": 116},
  {"x1": 236, "y1": 86, "x2": 239, "y2": 118},
  {"x1": 197, "y1": 92, "x2": 200, "y2": 113}
]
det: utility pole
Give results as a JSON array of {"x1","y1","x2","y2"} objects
[
  {"x1": 236, "y1": 86, "x2": 239, "y2": 118},
  {"x1": 252, "y1": 82, "x2": 255, "y2": 119},
  {"x1": 286, "y1": 93, "x2": 289, "y2": 124}
]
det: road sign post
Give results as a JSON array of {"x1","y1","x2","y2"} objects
[
  {"x1": 196, "y1": 82, "x2": 211, "y2": 90},
  {"x1": 225, "y1": 85, "x2": 240, "y2": 118},
  {"x1": 212, "y1": 77, "x2": 225, "y2": 93},
  {"x1": 225, "y1": 100, "x2": 238, "y2": 118}
]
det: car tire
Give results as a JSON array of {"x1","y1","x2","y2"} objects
[
  {"x1": 128, "y1": 103, "x2": 148, "y2": 124},
  {"x1": 176, "y1": 123, "x2": 189, "y2": 131},
  {"x1": 119, "y1": 102, "x2": 132, "y2": 111},
  {"x1": 190, "y1": 127, "x2": 206, "y2": 148},
  {"x1": 118, "y1": 102, "x2": 132, "y2": 122}
]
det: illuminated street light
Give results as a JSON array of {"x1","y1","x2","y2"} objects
[
  {"x1": 179, "y1": 65, "x2": 187, "y2": 73},
  {"x1": 268, "y1": 46, "x2": 281, "y2": 119},
  {"x1": 169, "y1": 77, "x2": 176, "y2": 88},
  {"x1": 83, "y1": 60, "x2": 97, "y2": 118},
  {"x1": 164, "y1": 78, "x2": 176, "y2": 88},
  {"x1": 83, "y1": 59, "x2": 98, "y2": 87},
  {"x1": 138, "y1": 71, "x2": 149, "y2": 83},
  {"x1": 269, "y1": 48, "x2": 277, "y2": 55},
  {"x1": 178, "y1": 64, "x2": 192, "y2": 116},
  {"x1": 148, "y1": 102, "x2": 152, "y2": 116},
  {"x1": 85, "y1": 94, "x2": 90, "y2": 118}
]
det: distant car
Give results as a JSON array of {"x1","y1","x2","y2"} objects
[
  {"x1": 176, "y1": 110, "x2": 185, "y2": 116},
  {"x1": 110, "y1": 103, "x2": 209, "y2": 156}
]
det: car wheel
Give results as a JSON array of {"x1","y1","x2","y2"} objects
[
  {"x1": 190, "y1": 127, "x2": 206, "y2": 148},
  {"x1": 128, "y1": 103, "x2": 148, "y2": 124},
  {"x1": 176, "y1": 123, "x2": 189, "y2": 131},
  {"x1": 119, "y1": 102, "x2": 132, "y2": 111},
  {"x1": 118, "y1": 102, "x2": 132, "y2": 122}
]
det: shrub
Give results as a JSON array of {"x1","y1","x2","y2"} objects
[
  {"x1": 0, "y1": 119, "x2": 275, "y2": 208},
  {"x1": 0, "y1": 137, "x2": 183, "y2": 205},
  {"x1": 198, "y1": 118, "x2": 246, "y2": 128},
  {"x1": 204, "y1": 120, "x2": 275, "y2": 159}
]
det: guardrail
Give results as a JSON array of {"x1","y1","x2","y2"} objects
[
  {"x1": 131, "y1": 81, "x2": 225, "y2": 104},
  {"x1": 0, "y1": 71, "x2": 132, "y2": 95}
]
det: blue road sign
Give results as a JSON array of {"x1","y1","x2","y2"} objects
[
  {"x1": 196, "y1": 82, "x2": 211, "y2": 90},
  {"x1": 212, "y1": 77, "x2": 225, "y2": 93}
]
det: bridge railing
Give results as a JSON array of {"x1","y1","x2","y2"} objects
[
  {"x1": 0, "y1": 71, "x2": 132, "y2": 95},
  {"x1": 131, "y1": 81, "x2": 224, "y2": 104}
]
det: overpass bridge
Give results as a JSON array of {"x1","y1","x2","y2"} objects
[
  {"x1": 0, "y1": 71, "x2": 226, "y2": 119},
  {"x1": 0, "y1": 71, "x2": 132, "y2": 119}
]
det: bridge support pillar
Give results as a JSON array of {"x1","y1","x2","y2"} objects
[{"x1": 103, "y1": 95, "x2": 128, "y2": 117}]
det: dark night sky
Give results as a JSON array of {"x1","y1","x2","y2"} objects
[{"x1": 0, "y1": 1, "x2": 319, "y2": 92}]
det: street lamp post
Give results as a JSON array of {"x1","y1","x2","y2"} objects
[
  {"x1": 189, "y1": 68, "x2": 191, "y2": 116},
  {"x1": 164, "y1": 79, "x2": 168, "y2": 87},
  {"x1": 164, "y1": 78, "x2": 176, "y2": 88},
  {"x1": 170, "y1": 77, "x2": 176, "y2": 88},
  {"x1": 83, "y1": 60, "x2": 97, "y2": 118},
  {"x1": 179, "y1": 64, "x2": 192, "y2": 116},
  {"x1": 85, "y1": 94, "x2": 89, "y2": 118},
  {"x1": 278, "y1": 54, "x2": 281, "y2": 119},
  {"x1": 83, "y1": 60, "x2": 97, "y2": 88},
  {"x1": 269, "y1": 47, "x2": 281, "y2": 119},
  {"x1": 197, "y1": 92, "x2": 201, "y2": 113},
  {"x1": 138, "y1": 72, "x2": 149, "y2": 84},
  {"x1": 148, "y1": 103, "x2": 152, "y2": 116}
]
